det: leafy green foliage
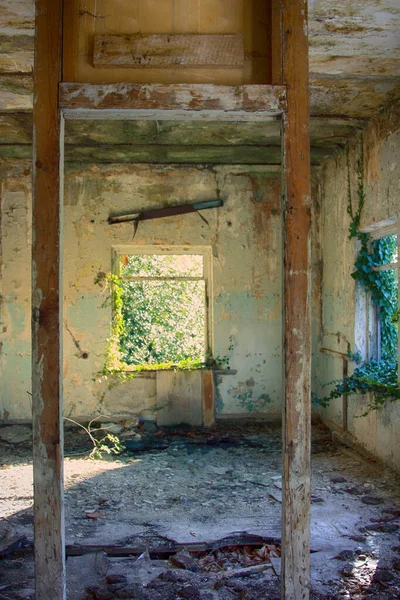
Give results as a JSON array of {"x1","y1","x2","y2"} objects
[
  {"x1": 352, "y1": 234, "x2": 398, "y2": 361},
  {"x1": 314, "y1": 359, "x2": 400, "y2": 415},
  {"x1": 97, "y1": 254, "x2": 207, "y2": 372},
  {"x1": 315, "y1": 143, "x2": 399, "y2": 415},
  {"x1": 64, "y1": 416, "x2": 125, "y2": 459}
]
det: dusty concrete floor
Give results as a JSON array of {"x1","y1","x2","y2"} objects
[{"x1": 1, "y1": 422, "x2": 400, "y2": 599}]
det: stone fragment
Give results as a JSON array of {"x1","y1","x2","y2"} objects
[
  {"x1": 344, "y1": 486, "x2": 363, "y2": 496},
  {"x1": 158, "y1": 569, "x2": 193, "y2": 583},
  {"x1": 392, "y1": 559, "x2": 400, "y2": 571},
  {"x1": 373, "y1": 569, "x2": 394, "y2": 583},
  {"x1": 176, "y1": 584, "x2": 201, "y2": 600},
  {"x1": 335, "y1": 550, "x2": 355, "y2": 561},
  {"x1": 349, "y1": 535, "x2": 366, "y2": 543},
  {"x1": 0, "y1": 425, "x2": 32, "y2": 444},
  {"x1": 85, "y1": 585, "x2": 114, "y2": 600},
  {"x1": 311, "y1": 495, "x2": 324, "y2": 503},
  {"x1": 331, "y1": 476, "x2": 347, "y2": 484},
  {"x1": 340, "y1": 563, "x2": 354, "y2": 577},
  {"x1": 114, "y1": 583, "x2": 146, "y2": 598},
  {"x1": 366, "y1": 523, "x2": 399, "y2": 533},
  {"x1": 361, "y1": 496, "x2": 382, "y2": 505},
  {"x1": 100, "y1": 423, "x2": 124, "y2": 434},
  {"x1": 141, "y1": 420, "x2": 158, "y2": 434},
  {"x1": 106, "y1": 574, "x2": 128, "y2": 585},
  {"x1": 145, "y1": 580, "x2": 178, "y2": 600},
  {"x1": 170, "y1": 550, "x2": 199, "y2": 572}
]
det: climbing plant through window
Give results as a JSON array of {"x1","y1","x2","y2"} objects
[
  {"x1": 112, "y1": 248, "x2": 211, "y2": 369},
  {"x1": 353, "y1": 232, "x2": 398, "y2": 362}
]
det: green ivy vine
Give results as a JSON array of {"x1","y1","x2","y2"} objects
[{"x1": 315, "y1": 142, "x2": 399, "y2": 415}]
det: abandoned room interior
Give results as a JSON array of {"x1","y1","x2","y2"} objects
[{"x1": 0, "y1": 0, "x2": 399, "y2": 599}]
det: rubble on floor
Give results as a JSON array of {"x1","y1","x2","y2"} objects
[{"x1": 1, "y1": 422, "x2": 400, "y2": 599}]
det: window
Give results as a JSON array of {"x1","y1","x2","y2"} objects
[
  {"x1": 355, "y1": 225, "x2": 398, "y2": 363},
  {"x1": 111, "y1": 247, "x2": 212, "y2": 369}
]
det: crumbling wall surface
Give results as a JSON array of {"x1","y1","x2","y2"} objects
[
  {"x1": 0, "y1": 174, "x2": 32, "y2": 421},
  {"x1": 315, "y1": 102, "x2": 400, "y2": 472},
  {"x1": 62, "y1": 164, "x2": 283, "y2": 420}
]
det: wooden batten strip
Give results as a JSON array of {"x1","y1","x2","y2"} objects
[{"x1": 93, "y1": 34, "x2": 244, "y2": 69}]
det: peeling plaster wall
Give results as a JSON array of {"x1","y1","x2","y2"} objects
[
  {"x1": 0, "y1": 176, "x2": 32, "y2": 421},
  {"x1": 314, "y1": 103, "x2": 400, "y2": 472},
  {"x1": 62, "y1": 164, "x2": 283, "y2": 420},
  {"x1": 0, "y1": 163, "x2": 283, "y2": 421}
]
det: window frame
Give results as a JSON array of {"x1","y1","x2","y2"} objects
[
  {"x1": 354, "y1": 220, "x2": 398, "y2": 364},
  {"x1": 111, "y1": 245, "x2": 213, "y2": 369}
]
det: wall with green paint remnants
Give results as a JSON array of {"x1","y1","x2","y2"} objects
[
  {"x1": 314, "y1": 102, "x2": 400, "y2": 472},
  {"x1": 0, "y1": 163, "x2": 284, "y2": 421}
]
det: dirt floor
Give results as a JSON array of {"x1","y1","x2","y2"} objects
[{"x1": 1, "y1": 421, "x2": 400, "y2": 599}]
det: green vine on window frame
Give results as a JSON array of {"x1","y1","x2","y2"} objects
[{"x1": 315, "y1": 140, "x2": 399, "y2": 415}]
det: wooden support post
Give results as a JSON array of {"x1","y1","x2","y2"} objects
[
  {"x1": 281, "y1": 0, "x2": 312, "y2": 599},
  {"x1": 32, "y1": 1, "x2": 65, "y2": 598}
]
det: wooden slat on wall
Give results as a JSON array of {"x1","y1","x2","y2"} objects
[
  {"x1": 93, "y1": 34, "x2": 244, "y2": 69},
  {"x1": 281, "y1": 0, "x2": 312, "y2": 598},
  {"x1": 32, "y1": 0, "x2": 65, "y2": 598}
]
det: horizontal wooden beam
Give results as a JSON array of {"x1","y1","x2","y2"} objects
[
  {"x1": 0, "y1": 114, "x2": 364, "y2": 148},
  {"x1": 2, "y1": 74, "x2": 399, "y2": 118},
  {"x1": 0, "y1": 143, "x2": 337, "y2": 165},
  {"x1": 59, "y1": 83, "x2": 287, "y2": 117},
  {"x1": 93, "y1": 34, "x2": 244, "y2": 69}
]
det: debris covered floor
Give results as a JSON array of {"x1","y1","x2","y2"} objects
[{"x1": 1, "y1": 422, "x2": 400, "y2": 599}]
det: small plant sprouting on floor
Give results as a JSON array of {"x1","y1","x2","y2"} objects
[{"x1": 64, "y1": 416, "x2": 125, "y2": 460}]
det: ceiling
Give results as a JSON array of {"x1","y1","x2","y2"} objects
[{"x1": 0, "y1": 0, "x2": 399, "y2": 166}]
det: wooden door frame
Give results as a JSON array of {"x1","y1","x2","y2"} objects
[{"x1": 32, "y1": 2, "x2": 311, "y2": 599}]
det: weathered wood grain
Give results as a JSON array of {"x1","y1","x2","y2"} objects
[
  {"x1": 281, "y1": 0, "x2": 312, "y2": 598},
  {"x1": 93, "y1": 33, "x2": 244, "y2": 69},
  {"x1": 59, "y1": 83, "x2": 287, "y2": 115},
  {"x1": 32, "y1": 0, "x2": 65, "y2": 598}
]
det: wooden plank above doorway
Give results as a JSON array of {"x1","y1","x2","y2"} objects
[
  {"x1": 93, "y1": 34, "x2": 244, "y2": 69},
  {"x1": 59, "y1": 83, "x2": 287, "y2": 117}
]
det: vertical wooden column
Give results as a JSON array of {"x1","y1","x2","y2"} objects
[
  {"x1": 281, "y1": 0, "x2": 312, "y2": 599},
  {"x1": 32, "y1": 1, "x2": 65, "y2": 598}
]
